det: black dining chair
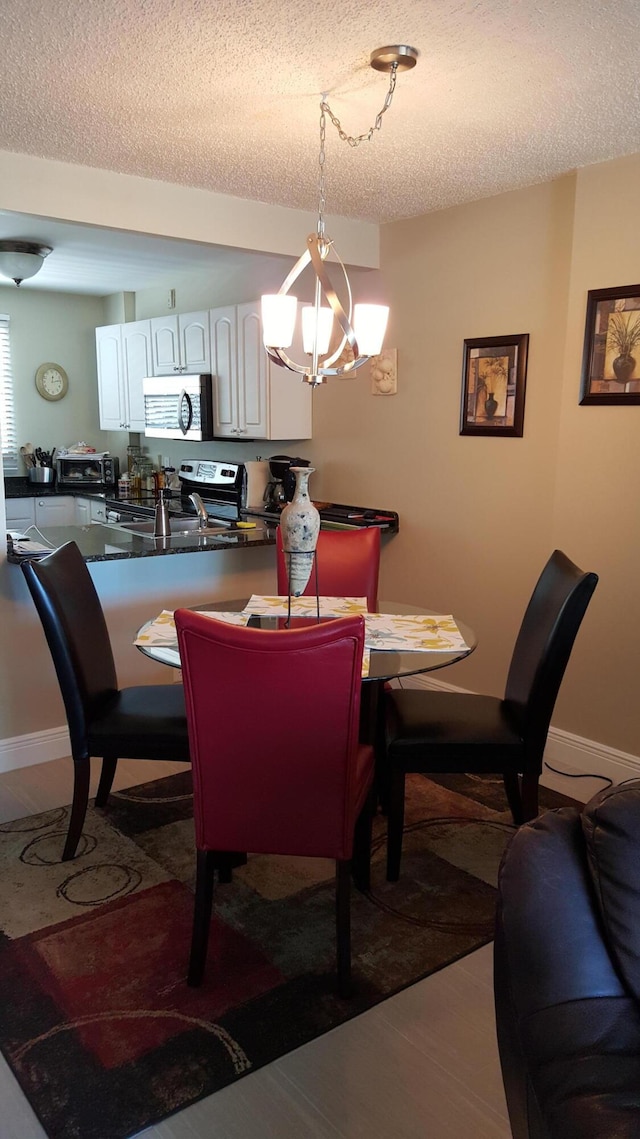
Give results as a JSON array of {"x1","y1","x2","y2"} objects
[
  {"x1": 21, "y1": 541, "x2": 190, "y2": 860},
  {"x1": 382, "y1": 550, "x2": 598, "y2": 880}
]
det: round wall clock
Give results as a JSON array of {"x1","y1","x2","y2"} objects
[{"x1": 35, "y1": 362, "x2": 69, "y2": 401}]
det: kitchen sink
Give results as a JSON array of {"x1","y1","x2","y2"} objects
[{"x1": 114, "y1": 517, "x2": 232, "y2": 538}]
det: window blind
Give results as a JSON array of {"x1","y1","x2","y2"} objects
[{"x1": 0, "y1": 315, "x2": 17, "y2": 474}]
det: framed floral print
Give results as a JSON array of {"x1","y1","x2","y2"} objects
[
  {"x1": 580, "y1": 284, "x2": 640, "y2": 405},
  {"x1": 460, "y1": 333, "x2": 529, "y2": 437}
]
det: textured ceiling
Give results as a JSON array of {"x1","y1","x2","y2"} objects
[{"x1": 2, "y1": 0, "x2": 640, "y2": 226}]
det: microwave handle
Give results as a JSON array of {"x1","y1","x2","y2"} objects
[{"x1": 178, "y1": 389, "x2": 193, "y2": 436}]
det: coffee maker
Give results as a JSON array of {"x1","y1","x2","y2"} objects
[{"x1": 263, "y1": 455, "x2": 310, "y2": 513}]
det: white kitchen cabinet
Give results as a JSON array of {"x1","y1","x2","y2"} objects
[
  {"x1": 75, "y1": 498, "x2": 91, "y2": 526},
  {"x1": 236, "y1": 303, "x2": 269, "y2": 438},
  {"x1": 150, "y1": 312, "x2": 211, "y2": 376},
  {"x1": 35, "y1": 496, "x2": 77, "y2": 527},
  {"x1": 96, "y1": 320, "x2": 151, "y2": 431},
  {"x1": 211, "y1": 302, "x2": 312, "y2": 440},
  {"x1": 6, "y1": 498, "x2": 35, "y2": 532},
  {"x1": 76, "y1": 497, "x2": 109, "y2": 525},
  {"x1": 210, "y1": 305, "x2": 239, "y2": 437}
]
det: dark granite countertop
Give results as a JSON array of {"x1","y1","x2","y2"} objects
[
  {"x1": 7, "y1": 519, "x2": 275, "y2": 564},
  {"x1": 5, "y1": 477, "x2": 89, "y2": 499},
  {"x1": 6, "y1": 478, "x2": 275, "y2": 562}
]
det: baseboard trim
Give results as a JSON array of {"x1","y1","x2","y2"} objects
[
  {"x1": 2, "y1": 684, "x2": 639, "y2": 805},
  {"x1": 0, "y1": 726, "x2": 71, "y2": 773},
  {"x1": 397, "y1": 673, "x2": 640, "y2": 804}
]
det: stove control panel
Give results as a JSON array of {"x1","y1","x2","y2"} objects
[{"x1": 178, "y1": 460, "x2": 242, "y2": 487}]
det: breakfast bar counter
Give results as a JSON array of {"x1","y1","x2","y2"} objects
[{"x1": 6, "y1": 519, "x2": 275, "y2": 564}]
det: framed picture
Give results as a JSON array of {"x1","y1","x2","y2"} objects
[
  {"x1": 580, "y1": 284, "x2": 640, "y2": 405},
  {"x1": 460, "y1": 333, "x2": 529, "y2": 437}
]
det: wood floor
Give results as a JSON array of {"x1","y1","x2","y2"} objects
[{"x1": 0, "y1": 757, "x2": 512, "y2": 1139}]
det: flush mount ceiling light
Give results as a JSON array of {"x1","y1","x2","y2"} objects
[
  {"x1": 0, "y1": 240, "x2": 53, "y2": 287},
  {"x1": 262, "y1": 44, "x2": 418, "y2": 387}
]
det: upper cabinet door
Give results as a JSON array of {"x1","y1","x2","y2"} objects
[
  {"x1": 210, "y1": 306, "x2": 238, "y2": 437},
  {"x1": 237, "y1": 303, "x2": 268, "y2": 438},
  {"x1": 179, "y1": 311, "x2": 211, "y2": 373},
  {"x1": 121, "y1": 319, "x2": 152, "y2": 430},
  {"x1": 151, "y1": 312, "x2": 211, "y2": 374},
  {"x1": 96, "y1": 324, "x2": 126, "y2": 430},
  {"x1": 151, "y1": 316, "x2": 180, "y2": 375},
  {"x1": 267, "y1": 316, "x2": 313, "y2": 440}
]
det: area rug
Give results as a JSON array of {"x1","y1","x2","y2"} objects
[{"x1": 0, "y1": 770, "x2": 574, "y2": 1139}]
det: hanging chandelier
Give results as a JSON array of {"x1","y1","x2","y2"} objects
[{"x1": 261, "y1": 44, "x2": 418, "y2": 387}]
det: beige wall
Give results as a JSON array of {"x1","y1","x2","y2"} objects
[
  {"x1": 306, "y1": 163, "x2": 638, "y2": 757},
  {"x1": 551, "y1": 154, "x2": 640, "y2": 751},
  {"x1": 0, "y1": 150, "x2": 380, "y2": 268},
  {"x1": 1, "y1": 149, "x2": 639, "y2": 764}
]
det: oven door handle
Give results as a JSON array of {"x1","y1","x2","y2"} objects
[{"x1": 178, "y1": 390, "x2": 193, "y2": 436}]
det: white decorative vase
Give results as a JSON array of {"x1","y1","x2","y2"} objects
[{"x1": 279, "y1": 467, "x2": 320, "y2": 596}]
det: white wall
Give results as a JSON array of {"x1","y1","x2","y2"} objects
[{"x1": 0, "y1": 287, "x2": 114, "y2": 467}]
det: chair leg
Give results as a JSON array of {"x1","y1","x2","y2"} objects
[
  {"x1": 336, "y1": 859, "x2": 352, "y2": 998},
  {"x1": 216, "y1": 851, "x2": 247, "y2": 883},
  {"x1": 352, "y1": 786, "x2": 374, "y2": 893},
  {"x1": 62, "y1": 759, "x2": 91, "y2": 861},
  {"x1": 386, "y1": 768, "x2": 406, "y2": 882},
  {"x1": 188, "y1": 849, "x2": 216, "y2": 987},
  {"x1": 503, "y1": 771, "x2": 524, "y2": 827},
  {"x1": 360, "y1": 681, "x2": 389, "y2": 814},
  {"x1": 95, "y1": 756, "x2": 118, "y2": 808},
  {"x1": 521, "y1": 772, "x2": 540, "y2": 821}
]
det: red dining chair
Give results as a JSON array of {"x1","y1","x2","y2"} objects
[
  {"x1": 276, "y1": 526, "x2": 381, "y2": 611},
  {"x1": 174, "y1": 609, "x2": 374, "y2": 997}
]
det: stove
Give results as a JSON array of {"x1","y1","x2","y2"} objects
[
  {"x1": 176, "y1": 458, "x2": 248, "y2": 522},
  {"x1": 176, "y1": 459, "x2": 399, "y2": 532}
]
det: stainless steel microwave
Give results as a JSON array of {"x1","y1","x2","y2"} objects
[{"x1": 142, "y1": 375, "x2": 214, "y2": 441}]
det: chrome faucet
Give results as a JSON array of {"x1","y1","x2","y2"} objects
[{"x1": 189, "y1": 492, "x2": 209, "y2": 530}]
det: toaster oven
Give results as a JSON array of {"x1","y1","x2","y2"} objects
[{"x1": 55, "y1": 454, "x2": 119, "y2": 489}]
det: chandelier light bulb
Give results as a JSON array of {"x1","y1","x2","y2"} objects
[
  {"x1": 353, "y1": 304, "x2": 389, "y2": 357},
  {"x1": 302, "y1": 306, "x2": 333, "y2": 356},
  {"x1": 261, "y1": 294, "x2": 297, "y2": 348}
]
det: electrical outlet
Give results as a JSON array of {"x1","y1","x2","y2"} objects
[{"x1": 167, "y1": 288, "x2": 176, "y2": 310}]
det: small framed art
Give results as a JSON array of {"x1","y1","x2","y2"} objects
[
  {"x1": 580, "y1": 284, "x2": 640, "y2": 405},
  {"x1": 460, "y1": 333, "x2": 529, "y2": 437}
]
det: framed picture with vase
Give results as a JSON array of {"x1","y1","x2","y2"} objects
[
  {"x1": 580, "y1": 284, "x2": 640, "y2": 405},
  {"x1": 460, "y1": 333, "x2": 529, "y2": 437}
]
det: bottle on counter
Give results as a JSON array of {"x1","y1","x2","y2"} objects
[
  {"x1": 153, "y1": 488, "x2": 172, "y2": 538},
  {"x1": 129, "y1": 459, "x2": 141, "y2": 498},
  {"x1": 138, "y1": 459, "x2": 155, "y2": 495},
  {"x1": 118, "y1": 472, "x2": 130, "y2": 498},
  {"x1": 126, "y1": 443, "x2": 142, "y2": 475},
  {"x1": 164, "y1": 467, "x2": 181, "y2": 492}
]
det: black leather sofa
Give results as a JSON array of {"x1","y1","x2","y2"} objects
[{"x1": 494, "y1": 781, "x2": 640, "y2": 1139}]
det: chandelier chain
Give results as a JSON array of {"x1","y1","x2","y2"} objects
[
  {"x1": 318, "y1": 103, "x2": 327, "y2": 238},
  {"x1": 317, "y1": 63, "x2": 398, "y2": 238},
  {"x1": 320, "y1": 63, "x2": 398, "y2": 148}
]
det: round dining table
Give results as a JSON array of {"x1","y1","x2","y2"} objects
[
  {"x1": 136, "y1": 597, "x2": 476, "y2": 682},
  {"x1": 136, "y1": 598, "x2": 476, "y2": 754}
]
